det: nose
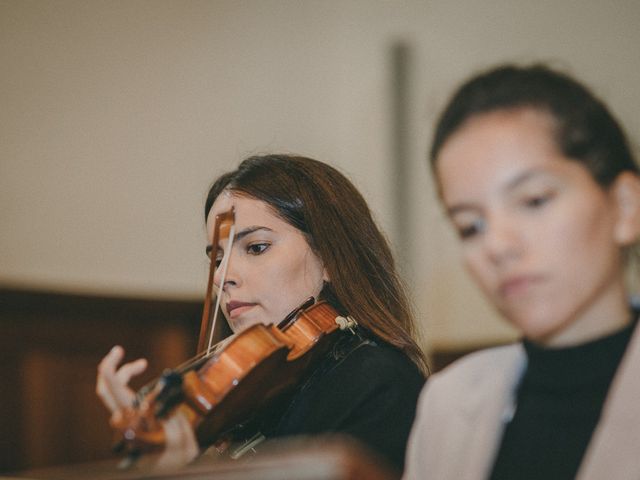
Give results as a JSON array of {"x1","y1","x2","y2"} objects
[{"x1": 482, "y1": 213, "x2": 522, "y2": 266}]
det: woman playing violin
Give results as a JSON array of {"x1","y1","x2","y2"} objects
[{"x1": 97, "y1": 154, "x2": 427, "y2": 473}]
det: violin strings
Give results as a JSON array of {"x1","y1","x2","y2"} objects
[
  {"x1": 173, "y1": 335, "x2": 234, "y2": 374},
  {"x1": 136, "y1": 335, "x2": 234, "y2": 395},
  {"x1": 206, "y1": 224, "x2": 236, "y2": 355}
]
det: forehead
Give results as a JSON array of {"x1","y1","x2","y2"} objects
[
  {"x1": 206, "y1": 191, "x2": 289, "y2": 234},
  {"x1": 436, "y1": 109, "x2": 563, "y2": 203}
]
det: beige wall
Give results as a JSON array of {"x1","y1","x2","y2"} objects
[{"x1": 2, "y1": 0, "x2": 640, "y2": 351}]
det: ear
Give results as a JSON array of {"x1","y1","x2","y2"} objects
[
  {"x1": 612, "y1": 171, "x2": 640, "y2": 246},
  {"x1": 322, "y1": 268, "x2": 330, "y2": 283}
]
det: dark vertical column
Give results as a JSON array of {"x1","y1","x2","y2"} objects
[{"x1": 390, "y1": 41, "x2": 412, "y2": 267}]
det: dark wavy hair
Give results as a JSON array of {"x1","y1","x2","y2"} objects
[
  {"x1": 205, "y1": 154, "x2": 427, "y2": 374},
  {"x1": 430, "y1": 64, "x2": 638, "y2": 186}
]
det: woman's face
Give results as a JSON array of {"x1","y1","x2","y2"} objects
[
  {"x1": 436, "y1": 108, "x2": 636, "y2": 346},
  {"x1": 206, "y1": 192, "x2": 327, "y2": 333}
]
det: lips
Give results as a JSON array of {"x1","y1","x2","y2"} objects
[
  {"x1": 498, "y1": 274, "x2": 543, "y2": 298},
  {"x1": 226, "y1": 300, "x2": 256, "y2": 318}
]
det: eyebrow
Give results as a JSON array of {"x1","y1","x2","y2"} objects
[
  {"x1": 205, "y1": 226, "x2": 273, "y2": 256},
  {"x1": 504, "y1": 168, "x2": 549, "y2": 191},
  {"x1": 446, "y1": 167, "x2": 551, "y2": 217}
]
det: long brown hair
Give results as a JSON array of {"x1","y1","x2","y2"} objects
[{"x1": 205, "y1": 154, "x2": 427, "y2": 374}]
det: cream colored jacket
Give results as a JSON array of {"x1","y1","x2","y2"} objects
[{"x1": 403, "y1": 326, "x2": 640, "y2": 480}]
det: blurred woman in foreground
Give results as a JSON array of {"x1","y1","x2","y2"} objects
[{"x1": 405, "y1": 65, "x2": 640, "y2": 480}]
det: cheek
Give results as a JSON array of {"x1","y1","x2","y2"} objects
[
  {"x1": 279, "y1": 255, "x2": 323, "y2": 303},
  {"x1": 551, "y1": 201, "x2": 615, "y2": 263},
  {"x1": 462, "y1": 249, "x2": 493, "y2": 294},
  {"x1": 261, "y1": 257, "x2": 310, "y2": 306}
]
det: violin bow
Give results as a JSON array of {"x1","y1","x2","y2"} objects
[{"x1": 197, "y1": 208, "x2": 235, "y2": 355}]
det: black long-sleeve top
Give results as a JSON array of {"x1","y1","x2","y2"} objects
[{"x1": 263, "y1": 329, "x2": 426, "y2": 472}]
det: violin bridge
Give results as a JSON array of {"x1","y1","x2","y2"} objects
[{"x1": 335, "y1": 315, "x2": 358, "y2": 334}]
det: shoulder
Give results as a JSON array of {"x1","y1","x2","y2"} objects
[
  {"x1": 404, "y1": 344, "x2": 524, "y2": 479},
  {"x1": 413, "y1": 342, "x2": 524, "y2": 424},
  {"x1": 428, "y1": 343, "x2": 523, "y2": 394},
  {"x1": 274, "y1": 333, "x2": 425, "y2": 436},
  {"x1": 321, "y1": 335, "x2": 425, "y2": 394}
]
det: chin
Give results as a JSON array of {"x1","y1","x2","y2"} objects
[
  {"x1": 231, "y1": 315, "x2": 269, "y2": 334},
  {"x1": 502, "y1": 306, "x2": 562, "y2": 343},
  {"x1": 520, "y1": 328, "x2": 556, "y2": 344},
  {"x1": 229, "y1": 318, "x2": 251, "y2": 334}
]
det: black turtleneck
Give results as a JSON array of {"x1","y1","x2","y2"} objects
[{"x1": 489, "y1": 320, "x2": 636, "y2": 480}]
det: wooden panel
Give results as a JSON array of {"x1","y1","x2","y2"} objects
[
  {"x1": 0, "y1": 288, "x2": 201, "y2": 473},
  {"x1": 18, "y1": 436, "x2": 399, "y2": 480}
]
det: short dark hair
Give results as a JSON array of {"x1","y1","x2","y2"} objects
[{"x1": 430, "y1": 64, "x2": 638, "y2": 186}]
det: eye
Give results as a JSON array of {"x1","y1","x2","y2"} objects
[
  {"x1": 455, "y1": 218, "x2": 485, "y2": 240},
  {"x1": 206, "y1": 247, "x2": 223, "y2": 267},
  {"x1": 523, "y1": 191, "x2": 554, "y2": 209},
  {"x1": 247, "y1": 242, "x2": 270, "y2": 255}
]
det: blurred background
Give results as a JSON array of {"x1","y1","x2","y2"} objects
[{"x1": 2, "y1": 0, "x2": 640, "y2": 472}]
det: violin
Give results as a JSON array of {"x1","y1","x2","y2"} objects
[{"x1": 110, "y1": 208, "x2": 357, "y2": 456}]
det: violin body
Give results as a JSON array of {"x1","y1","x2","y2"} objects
[{"x1": 112, "y1": 301, "x2": 346, "y2": 454}]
